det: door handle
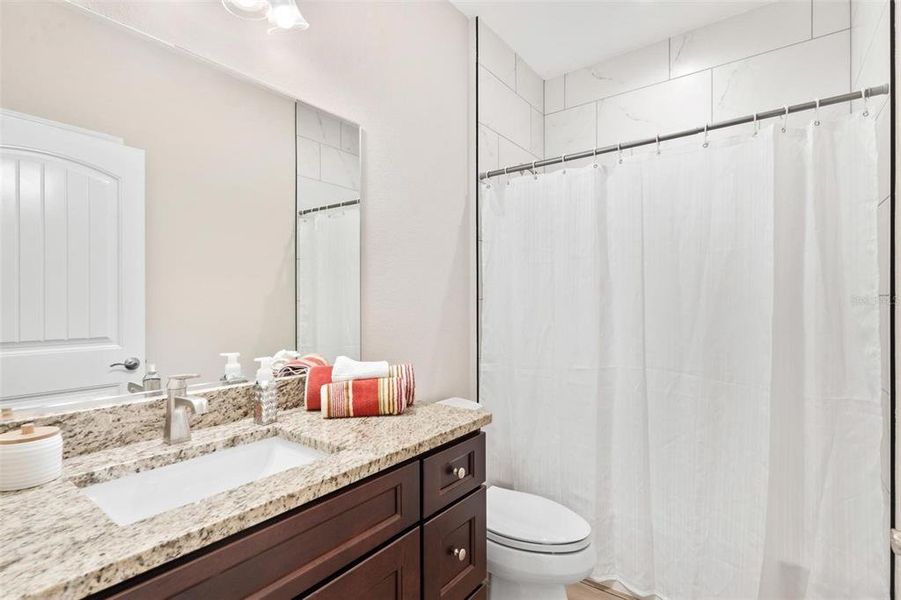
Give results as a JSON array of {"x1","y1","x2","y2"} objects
[{"x1": 110, "y1": 357, "x2": 141, "y2": 371}]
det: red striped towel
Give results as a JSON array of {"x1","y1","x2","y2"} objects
[
  {"x1": 305, "y1": 363, "x2": 416, "y2": 411},
  {"x1": 304, "y1": 365, "x2": 333, "y2": 411},
  {"x1": 321, "y1": 377, "x2": 408, "y2": 418},
  {"x1": 388, "y1": 363, "x2": 416, "y2": 405}
]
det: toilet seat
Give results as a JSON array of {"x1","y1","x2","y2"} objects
[{"x1": 487, "y1": 486, "x2": 592, "y2": 554}]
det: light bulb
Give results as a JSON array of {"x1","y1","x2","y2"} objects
[
  {"x1": 267, "y1": 0, "x2": 309, "y2": 31},
  {"x1": 221, "y1": 0, "x2": 268, "y2": 21}
]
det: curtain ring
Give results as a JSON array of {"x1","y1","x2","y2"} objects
[
  {"x1": 531, "y1": 160, "x2": 539, "y2": 178},
  {"x1": 702, "y1": 124, "x2": 709, "y2": 148},
  {"x1": 752, "y1": 113, "x2": 759, "y2": 136},
  {"x1": 617, "y1": 143, "x2": 623, "y2": 164},
  {"x1": 655, "y1": 134, "x2": 661, "y2": 155},
  {"x1": 814, "y1": 99, "x2": 821, "y2": 126},
  {"x1": 781, "y1": 106, "x2": 788, "y2": 133},
  {"x1": 863, "y1": 88, "x2": 871, "y2": 117},
  {"x1": 561, "y1": 154, "x2": 567, "y2": 174}
]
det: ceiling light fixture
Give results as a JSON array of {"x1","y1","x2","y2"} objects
[
  {"x1": 221, "y1": 0, "x2": 269, "y2": 21},
  {"x1": 266, "y1": 0, "x2": 309, "y2": 32}
]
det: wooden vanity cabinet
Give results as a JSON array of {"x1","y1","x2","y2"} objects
[{"x1": 93, "y1": 432, "x2": 486, "y2": 600}]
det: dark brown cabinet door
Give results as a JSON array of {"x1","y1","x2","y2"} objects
[
  {"x1": 467, "y1": 584, "x2": 487, "y2": 600},
  {"x1": 303, "y1": 529, "x2": 420, "y2": 600},
  {"x1": 422, "y1": 433, "x2": 486, "y2": 518},
  {"x1": 99, "y1": 462, "x2": 419, "y2": 600},
  {"x1": 423, "y1": 487, "x2": 487, "y2": 600}
]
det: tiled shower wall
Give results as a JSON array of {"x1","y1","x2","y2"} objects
[
  {"x1": 296, "y1": 102, "x2": 360, "y2": 211},
  {"x1": 477, "y1": 0, "x2": 892, "y2": 393},
  {"x1": 476, "y1": 25, "x2": 545, "y2": 174}
]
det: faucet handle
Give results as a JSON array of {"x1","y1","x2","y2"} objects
[{"x1": 167, "y1": 373, "x2": 200, "y2": 389}]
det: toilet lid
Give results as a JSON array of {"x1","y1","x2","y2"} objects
[{"x1": 487, "y1": 486, "x2": 591, "y2": 552}]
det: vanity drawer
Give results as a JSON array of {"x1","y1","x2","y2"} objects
[
  {"x1": 303, "y1": 529, "x2": 420, "y2": 599},
  {"x1": 422, "y1": 432, "x2": 485, "y2": 517},
  {"x1": 468, "y1": 583, "x2": 487, "y2": 600},
  {"x1": 102, "y1": 462, "x2": 419, "y2": 600},
  {"x1": 423, "y1": 486, "x2": 487, "y2": 600}
]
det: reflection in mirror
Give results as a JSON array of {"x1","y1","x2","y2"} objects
[
  {"x1": 295, "y1": 102, "x2": 361, "y2": 361},
  {"x1": 0, "y1": 1, "x2": 362, "y2": 416}
]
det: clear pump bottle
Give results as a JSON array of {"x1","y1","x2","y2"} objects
[
  {"x1": 220, "y1": 352, "x2": 247, "y2": 384},
  {"x1": 253, "y1": 356, "x2": 277, "y2": 425}
]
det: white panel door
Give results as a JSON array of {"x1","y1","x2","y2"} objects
[{"x1": 0, "y1": 111, "x2": 144, "y2": 404}]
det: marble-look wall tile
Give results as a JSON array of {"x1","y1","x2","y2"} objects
[
  {"x1": 879, "y1": 196, "x2": 890, "y2": 293},
  {"x1": 814, "y1": 0, "x2": 851, "y2": 36},
  {"x1": 320, "y1": 146, "x2": 360, "y2": 191},
  {"x1": 545, "y1": 75, "x2": 565, "y2": 114},
  {"x1": 340, "y1": 122, "x2": 360, "y2": 156},
  {"x1": 530, "y1": 108, "x2": 544, "y2": 159},
  {"x1": 478, "y1": 22, "x2": 516, "y2": 89},
  {"x1": 712, "y1": 32, "x2": 850, "y2": 121},
  {"x1": 478, "y1": 125, "x2": 499, "y2": 173},
  {"x1": 880, "y1": 292, "x2": 890, "y2": 391},
  {"x1": 296, "y1": 137, "x2": 320, "y2": 179},
  {"x1": 479, "y1": 66, "x2": 532, "y2": 150},
  {"x1": 876, "y1": 104, "x2": 891, "y2": 202},
  {"x1": 296, "y1": 103, "x2": 341, "y2": 147},
  {"x1": 596, "y1": 71, "x2": 710, "y2": 149},
  {"x1": 852, "y1": 0, "x2": 890, "y2": 90},
  {"x1": 516, "y1": 56, "x2": 544, "y2": 111},
  {"x1": 298, "y1": 176, "x2": 358, "y2": 210},
  {"x1": 545, "y1": 103, "x2": 596, "y2": 158},
  {"x1": 565, "y1": 40, "x2": 669, "y2": 108},
  {"x1": 851, "y1": 0, "x2": 889, "y2": 80},
  {"x1": 498, "y1": 136, "x2": 537, "y2": 170},
  {"x1": 671, "y1": 1, "x2": 811, "y2": 78}
]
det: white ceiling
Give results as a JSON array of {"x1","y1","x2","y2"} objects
[{"x1": 451, "y1": 1, "x2": 773, "y2": 79}]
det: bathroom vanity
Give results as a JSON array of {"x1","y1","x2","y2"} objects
[
  {"x1": 97, "y1": 433, "x2": 487, "y2": 599},
  {"x1": 0, "y1": 395, "x2": 490, "y2": 600}
]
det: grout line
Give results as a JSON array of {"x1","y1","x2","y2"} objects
[
  {"x1": 478, "y1": 62, "x2": 542, "y2": 112},
  {"x1": 668, "y1": 37, "x2": 672, "y2": 80},
  {"x1": 545, "y1": 29, "x2": 851, "y2": 117},
  {"x1": 811, "y1": 0, "x2": 814, "y2": 40},
  {"x1": 477, "y1": 123, "x2": 540, "y2": 164}
]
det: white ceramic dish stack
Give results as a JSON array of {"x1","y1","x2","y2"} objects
[{"x1": 0, "y1": 423, "x2": 63, "y2": 491}]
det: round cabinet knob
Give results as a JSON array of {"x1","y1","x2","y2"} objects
[
  {"x1": 453, "y1": 548, "x2": 467, "y2": 562},
  {"x1": 452, "y1": 466, "x2": 467, "y2": 480}
]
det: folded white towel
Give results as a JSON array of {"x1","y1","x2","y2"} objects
[{"x1": 332, "y1": 356, "x2": 390, "y2": 382}]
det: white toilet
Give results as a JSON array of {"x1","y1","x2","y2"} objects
[{"x1": 486, "y1": 486, "x2": 596, "y2": 600}]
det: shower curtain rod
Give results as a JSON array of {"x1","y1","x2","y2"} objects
[
  {"x1": 479, "y1": 83, "x2": 891, "y2": 180},
  {"x1": 297, "y1": 198, "x2": 360, "y2": 216}
]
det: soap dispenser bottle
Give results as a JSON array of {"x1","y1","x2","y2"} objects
[
  {"x1": 220, "y1": 352, "x2": 247, "y2": 384},
  {"x1": 253, "y1": 356, "x2": 277, "y2": 425},
  {"x1": 142, "y1": 364, "x2": 161, "y2": 392}
]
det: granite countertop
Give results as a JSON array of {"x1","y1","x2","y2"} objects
[{"x1": 0, "y1": 403, "x2": 491, "y2": 599}]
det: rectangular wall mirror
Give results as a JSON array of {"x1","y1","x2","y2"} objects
[
  {"x1": 0, "y1": 1, "x2": 362, "y2": 415},
  {"x1": 295, "y1": 102, "x2": 362, "y2": 361}
]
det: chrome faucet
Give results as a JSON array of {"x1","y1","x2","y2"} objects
[{"x1": 164, "y1": 374, "x2": 207, "y2": 444}]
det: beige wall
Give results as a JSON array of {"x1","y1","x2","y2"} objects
[
  {"x1": 0, "y1": 1, "x2": 297, "y2": 383},
  {"x1": 61, "y1": 0, "x2": 474, "y2": 401}
]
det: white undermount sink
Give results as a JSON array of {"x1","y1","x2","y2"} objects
[{"x1": 81, "y1": 437, "x2": 326, "y2": 526}]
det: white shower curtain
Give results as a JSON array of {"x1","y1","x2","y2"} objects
[
  {"x1": 479, "y1": 115, "x2": 887, "y2": 599},
  {"x1": 297, "y1": 206, "x2": 361, "y2": 361}
]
